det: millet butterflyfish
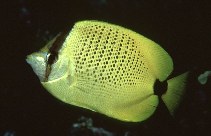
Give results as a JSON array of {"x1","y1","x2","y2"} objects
[{"x1": 26, "y1": 20, "x2": 189, "y2": 122}]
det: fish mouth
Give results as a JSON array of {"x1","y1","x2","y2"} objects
[
  {"x1": 27, "y1": 51, "x2": 70, "y2": 83},
  {"x1": 26, "y1": 52, "x2": 47, "y2": 82}
]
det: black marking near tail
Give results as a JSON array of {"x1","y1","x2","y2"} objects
[{"x1": 153, "y1": 79, "x2": 168, "y2": 97}]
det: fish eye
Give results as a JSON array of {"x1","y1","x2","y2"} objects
[{"x1": 46, "y1": 52, "x2": 58, "y2": 65}]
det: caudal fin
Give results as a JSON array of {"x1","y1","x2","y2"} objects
[{"x1": 161, "y1": 72, "x2": 189, "y2": 116}]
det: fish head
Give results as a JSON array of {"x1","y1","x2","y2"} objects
[
  {"x1": 26, "y1": 31, "x2": 77, "y2": 104},
  {"x1": 26, "y1": 33, "x2": 71, "y2": 83}
]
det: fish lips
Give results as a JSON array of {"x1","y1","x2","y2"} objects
[{"x1": 26, "y1": 51, "x2": 47, "y2": 82}]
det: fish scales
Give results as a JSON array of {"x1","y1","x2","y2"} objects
[{"x1": 56, "y1": 21, "x2": 157, "y2": 121}]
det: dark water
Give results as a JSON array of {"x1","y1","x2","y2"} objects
[{"x1": 1, "y1": 0, "x2": 211, "y2": 136}]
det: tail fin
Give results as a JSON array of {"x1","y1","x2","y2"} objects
[{"x1": 161, "y1": 72, "x2": 189, "y2": 116}]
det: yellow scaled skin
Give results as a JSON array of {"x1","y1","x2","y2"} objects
[{"x1": 27, "y1": 20, "x2": 188, "y2": 122}]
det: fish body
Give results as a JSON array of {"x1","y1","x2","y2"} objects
[{"x1": 26, "y1": 20, "x2": 188, "y2": 122}]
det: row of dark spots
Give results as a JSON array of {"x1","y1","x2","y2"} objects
[
  {"x1": 83, "y1": 26, "x2": 137, "y2": 55},
  {"x1": 79, "y1": 27, "x2": 144, "y2": 85}
]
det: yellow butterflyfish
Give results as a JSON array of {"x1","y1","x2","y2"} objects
[{"x1": 26, "y1": 20, "x2": 188, "y2": 122}]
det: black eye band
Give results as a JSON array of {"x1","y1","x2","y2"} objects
[
  {"x1": 44, "y1": 29, "x2": 70, "y2": 82},
  {"x1": 47, "y1": 52, "x2": 58, "y2": 65},
  {"x1": 49, "y1": 29, "x2": 70, "y2": 57},
  {"x1": 47, "y1": 30, "x2": 69, "y2": 65}
]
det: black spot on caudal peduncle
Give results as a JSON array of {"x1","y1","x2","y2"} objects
[{"x1": 153, "y1": 79, "x2": 168, "y2": 97}]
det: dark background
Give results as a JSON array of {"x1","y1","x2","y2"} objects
[{"x1": 1, "y1": 0, "x2": 211, "y2": 135}]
